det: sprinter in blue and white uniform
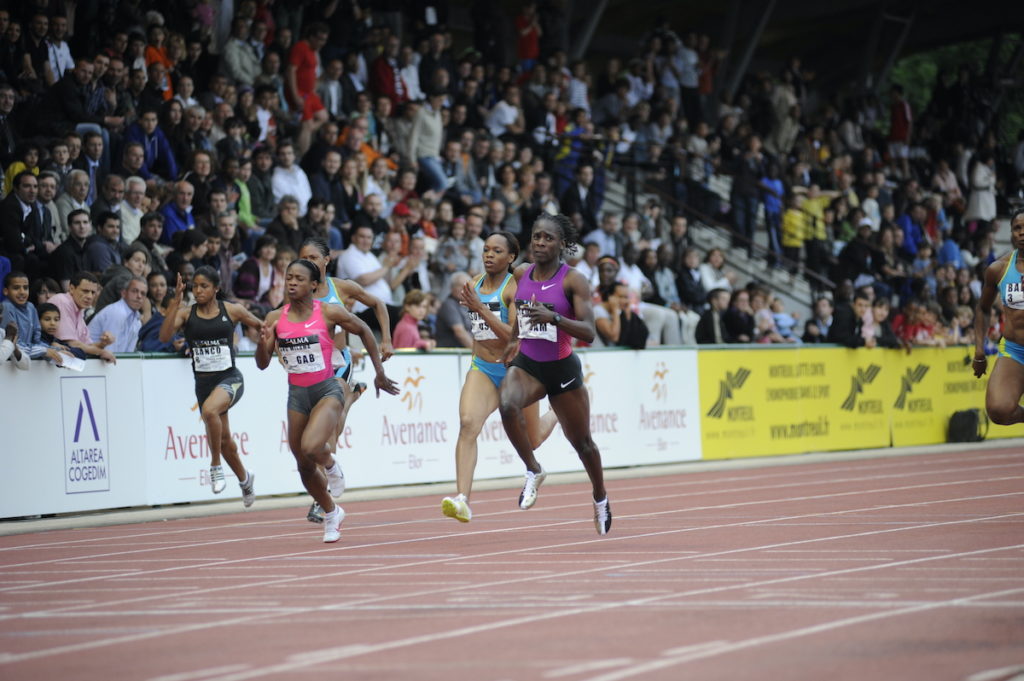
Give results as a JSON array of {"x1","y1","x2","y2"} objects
[
  {"x1": 439, "y1": 231, "x2": 557, "y2": 523},
  {"x1": 974, "y1": 207, "x2": 1024, "y2": 426}
]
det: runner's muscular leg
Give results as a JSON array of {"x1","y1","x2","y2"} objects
[
  {"x1": 455, "y1": 370, "x2": 500, "y2": 498},
  {"x1": 985, "y1": 356, "x2": 1024, "y2": 425},
  {"x1": 302, "y1": 397, "x2": 344, "y2": 469},
  {"x1": 200, "y1": 388, "x2": 233, "y2": 467},
  {"x1": 218, "y1": 412, "x2": 247, "y2": 481},
  {"x1": 524, "y1": 401, "x2": 559, "y2": 449},
  {"x1": 550, "y1": 387, "x2": 607, "y2": 501},
  {"x1": 499, "y1": 366, "x2": 547, "y2": 473},
  {"x1": 288, "y1": 409, "x2": 335, "y2": 511}
]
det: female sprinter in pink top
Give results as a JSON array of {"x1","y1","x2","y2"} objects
[
  {"x1": 499, "y1": 214, "x2": 611, "y2": 535},
  {"x1": 256, "y1": 259, "x2": 399, "y2": 542}
]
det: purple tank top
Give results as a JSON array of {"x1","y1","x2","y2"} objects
[{"x1": 516, "y1": 263, "x2": 574, "y2": 361}]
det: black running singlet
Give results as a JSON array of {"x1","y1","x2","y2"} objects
[{"x1": 184, "y1": 301, "x2": 236, "y2": 374}]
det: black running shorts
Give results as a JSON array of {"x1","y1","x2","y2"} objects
[
  {"x1": 194, "y1": 367, "x2": 245, "y2": 409},
  {"x1": 510, "y1": 352, "x2": 584, "y2": 397}
]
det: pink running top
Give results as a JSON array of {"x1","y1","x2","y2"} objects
[
  {"x1": 276, "y1": 300, "x2": 335, "y2": 386},
  {"x1": 515, "y1": 262, "x2": 574, "y2": 361}
]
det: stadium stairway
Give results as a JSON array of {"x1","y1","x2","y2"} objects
[{"x1": 602, "y1": 174, "x2": 816, "y2": 323}]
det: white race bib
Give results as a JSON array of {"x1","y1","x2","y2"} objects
[
  {"x1": 1005, "y1": 281, "x2": 1024, "y2": 309},
  {"x1": 470, "y1": 302, "x2": 502, "y2": 341},
  {"x1": 279, "y1": 336, "x2": 326, "y2": 374},
  {"x1": 517, "y1": 302, "x2": 557, "y2": 343},
  {"x1": 191, "y1": 341, "x2": 232, "y2": 372}
]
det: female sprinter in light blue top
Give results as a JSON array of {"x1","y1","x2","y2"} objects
[
  {"x1": 974, "y1": 207, "x2": 1024, "y2": 425},
  {"x1": 441, "y1": 231, "x2": 558, "y2": 523}
]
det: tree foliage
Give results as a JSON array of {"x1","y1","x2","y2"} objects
[{"x1": 890, "y1": 34, "x2": 1023, "y2": 146}]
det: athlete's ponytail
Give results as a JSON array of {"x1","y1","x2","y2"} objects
[{"x1": 300, "y1": 236, "x2": 330, "y2": 258}]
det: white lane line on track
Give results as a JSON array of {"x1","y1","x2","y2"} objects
[
  {"x1": 0, "y1": 462, "x2": 1020, "y2": 573},
  {"x1": 175, "y1": 587, "x2": 1024, "y2": 681},
  {"x1": 578, "y1": 587, "x2": 1024, "y2": 681},
  {"x1": 0, "y1": 480, "x2": 1019, "y2": 606},
  {"x1": 0, "y1": 503, "x2": 1022, "y2": 666},
  {"x1": 543, "y1": 658, "x2": 637, "y2": 678},
  {"x1": 146, "y1": 665, "x2": 251, "y2": 681},
  {"x1": 1, "y1": 451, "x2": 1018, "y2": 551}
]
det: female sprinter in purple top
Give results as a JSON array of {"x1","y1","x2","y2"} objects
[{"x1": 499, "y1": 213, "x2": 612, "y2": 535}]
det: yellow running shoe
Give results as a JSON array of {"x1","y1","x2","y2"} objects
[{"x1": 441, "y1": 494, "x2": 472, "y2": 523}]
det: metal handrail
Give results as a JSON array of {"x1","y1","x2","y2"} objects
[{"x1": 606, "y1": 158, "x2": 837, "y2": 295}]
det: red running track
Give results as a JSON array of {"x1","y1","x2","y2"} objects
[{"x1": 0, "y1": 447, "x2": 1022, "y2": 681}]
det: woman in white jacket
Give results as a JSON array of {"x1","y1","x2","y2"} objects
[{"x1": 964, "y1": 152, "x2": 997, "y2": 225}]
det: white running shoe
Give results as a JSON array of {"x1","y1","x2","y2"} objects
[
  {"x1": 326, "y1": 461, "x2": 345, "y2": 499},
  {"x1": 240, "y1": 471, "x2": 255, "y2": 508},
  {"x1": 323, "y1": 506, "x2": 345, "y2": 543},
  {"x1": 518, "y1": 468, "x2": 546, "y2": 510},
  {"x1": 210, "y1": 466, "x2": 226, "y2": 494},
  {"x1": 594, "y1": 498, "x2": 612, "y2": 535},
  {"x1": 441, "y1": 495, "x2": 472, "y2": 523}
]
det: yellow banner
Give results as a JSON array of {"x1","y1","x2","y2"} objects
[
  {"x1": 698, "y1": 345, "x2": 1021, "y2": 459},
  {"x1": 699, "y1": 347, "x2": 896, "y2": 459},
  {"x1": 890, "y1": 347, "x2": 1024, "y2": 446}
]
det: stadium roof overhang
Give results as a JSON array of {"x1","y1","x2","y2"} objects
[{"x1": 585, "y1": 0, "x2": 1024, "y2": 93}]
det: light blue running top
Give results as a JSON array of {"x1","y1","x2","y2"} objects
[{"x1": 469, "y1": 272, "x2": 513, "y2": 341}]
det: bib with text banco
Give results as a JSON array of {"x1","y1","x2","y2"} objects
[
  {"x1": 279, "y1": 335, "x2": 326, "y2": 374},
  {"x1": 470, "y1": 302, "x2": 502, "y2": 341},
  {"x1": 516, "y1": 301, "x2": 557, "y2": 342},
  {"x1": 191, "y1": 340, "x2": 232, "y2": 372}
]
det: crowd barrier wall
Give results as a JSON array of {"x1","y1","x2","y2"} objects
[
  {"x1": 0, "y1": 345, "x2": 1012, "y2": 518},
  {"x1": 0, "y1": 348, "x2": 701, "y2": 518}
]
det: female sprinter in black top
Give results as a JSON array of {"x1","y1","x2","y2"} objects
[{"x1": 159, "y1": 266, "x2": 264, "y2": 504}]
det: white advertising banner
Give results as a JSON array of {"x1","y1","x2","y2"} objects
[
  {"x1": 470, "y1": 348, "x2": 702, "y2": 477},
  {"x1": 1, "y1": 361, "x2": 148, "y2": 517},
  {"x1": 141, "y1": 357, "x2": 306, "y2": 504},
  {"x1": 0, "y1": 349, "x2": 702, "y2": 518},
  {"x1": 61, "y1": 375, "x2": 111, "y2": 494},
  {"x1": 627, "y1": 349, "x2": 702, "y2": 463},
  {"x1": 338, "y1": 353, "x2": 463, "y2": 487}
]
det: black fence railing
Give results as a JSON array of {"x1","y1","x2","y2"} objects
[{"x1": 607, "y1": 156, "x2": 837, "y2": 296}]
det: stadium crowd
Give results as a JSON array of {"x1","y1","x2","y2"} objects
[{"x1": 2, "y1": 0, "x2": 1022, "y2": 368}]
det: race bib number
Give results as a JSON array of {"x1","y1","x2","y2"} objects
[
  {"x1": 516, "y1": 300, "x2": 557, "y2": 342},
  {"x1": 1005, "y1": 281, "x2": 1024, "y2": 309},
  {"x1": 279, "y1": 335, "x2": 326, "y2": 374},
  {"x1": 191, "y1": 340, "x2": 232, "y2": 372},
  {"x1": 470, "y1": 302, "x2": 502, "y2": 341}
]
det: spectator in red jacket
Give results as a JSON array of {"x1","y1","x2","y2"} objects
[{"x1": 370, "y1": 35, "x2": 408, "y2": 110}]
